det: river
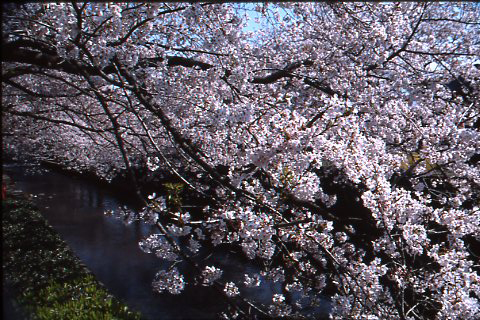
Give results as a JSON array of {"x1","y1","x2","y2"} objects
[{"x1": 3, "y1": 162, "x2": 330, "y2": 319}]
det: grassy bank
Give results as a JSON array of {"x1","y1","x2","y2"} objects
[{"x1": 2, "y1": 192, "x2": 142, "y2": 320}]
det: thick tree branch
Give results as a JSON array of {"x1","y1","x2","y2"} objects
[
  {"x1": 1, "y1": 45, "x2": 116, "y2": 76},
  {"x1": 2, "y1": 40, "x2": 218, "y2": 75},
  {"x1": 166, "y1": 56, "x2": 214, "y2": 70},
  {"x1": 303, "y1": 78, "x2": 338, "y2": 96},
  {"x1": 250, "y1": 60, "x2": 313, "y2": 84}
]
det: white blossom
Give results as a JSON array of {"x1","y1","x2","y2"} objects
[
  {"x1": 202, "y1": 265, "x2": 223, "y2": 286},
  {"x1": 152, "y1": 268, "x2": 185, "y2": 295},
  {"x1": 224, "y1": 282, "x2": 240, "y2": 297},
  {"x1": 244, "y1": 273, "x2": 261, "y2": 287}
]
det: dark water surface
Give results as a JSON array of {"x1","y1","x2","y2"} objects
[{"x1": 2, "y1": 163, "x2": 285, "y2": 319}]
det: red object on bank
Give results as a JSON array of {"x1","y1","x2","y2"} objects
[
  {"x1": 2, "y1": 183, "x2": 6, "y2": 200},
  {"x1": 2, "y1": 174, "x2": 10, "y2": 200}
]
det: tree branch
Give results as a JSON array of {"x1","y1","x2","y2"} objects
[
  {"x1": 5, "y1": 109, "x2": 110, "y2": 134},
  {"x1": 166, "y1": 56, "x2": 214, "y2": 70},
  {"x1": 250, "y1": 60, "x2": 313, "y2": 84}
]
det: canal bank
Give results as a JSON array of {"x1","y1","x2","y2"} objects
[{"x1": 2, "y1": 189, "x2": 141, "y2": 320}]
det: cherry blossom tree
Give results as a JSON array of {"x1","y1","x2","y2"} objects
[{"x1": 2, "y1": 2, "x2": 479, "y2": 319}]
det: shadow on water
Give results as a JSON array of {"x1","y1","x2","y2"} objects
[{"x1": 3, "y1": 162, "x2": 330, "y2": 319}]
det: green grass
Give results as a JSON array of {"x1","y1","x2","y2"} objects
[{"x1": 2, "y1": 194, "x2": 142, "y2": 320}]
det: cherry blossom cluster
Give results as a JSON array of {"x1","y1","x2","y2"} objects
[{"x1": 152, "y1": 268, "x2": 185, "y2": 295}]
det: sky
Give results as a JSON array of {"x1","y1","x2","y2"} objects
[
  {"x1": 240, "y1": 3, "x2": 264, "y2": 32},
  {"x1": 234, "y1": 2, "x2": 291, "y2": 33}
]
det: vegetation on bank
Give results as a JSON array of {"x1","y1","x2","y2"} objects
[{"x1": 2, "y1": 193, "x2": 141, "y2": 320}]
